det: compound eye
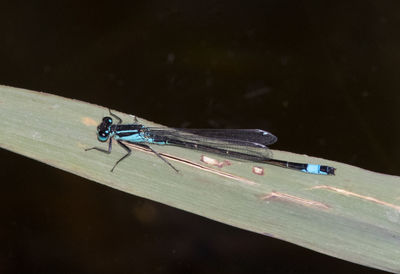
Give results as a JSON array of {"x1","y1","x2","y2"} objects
[
  {"x1": 97, "y1": 130, "x2": 109, "y2": 142},
  {"x1": 102, "y1": 117, "x2": 113, "y2": 126}
]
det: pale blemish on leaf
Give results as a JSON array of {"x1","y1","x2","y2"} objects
[{"x1": 81, "y1": 117, "x2": 98, "y2": 126}]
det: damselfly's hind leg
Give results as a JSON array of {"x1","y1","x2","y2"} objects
[
  {"x1": 130, "y1": 115, "x2": 139, "y2": 123},
  {"x1": 137, "y1": 144, "x2": 179, "y2": 173}
]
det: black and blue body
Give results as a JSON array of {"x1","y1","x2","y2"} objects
[{"x1": 86, "y1": 110, "x2": 335, "y2": 175}]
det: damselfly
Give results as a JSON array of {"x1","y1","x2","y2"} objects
[{"x1": 85, "y1": 110, "x2": 335, "y2": 175}]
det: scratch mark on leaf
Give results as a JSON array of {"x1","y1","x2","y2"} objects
[
  {"x1": 260, "y1": 191, "x2": 330, "y2": 210},
  {"x1": 312, "y1": 185, "x2": 400, "y2": 212}
]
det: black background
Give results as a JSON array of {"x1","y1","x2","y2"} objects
[{"x1": 0, "y1": 1, "x2": 398, "y2": 273}]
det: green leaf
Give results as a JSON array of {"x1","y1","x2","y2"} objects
[{"x1": 1, "y1": 85, "x2": 399, "y2": 272}]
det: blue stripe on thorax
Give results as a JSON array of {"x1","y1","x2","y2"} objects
[{"x1": 115, "y1": 127, "x2": 167, "y2": 145}]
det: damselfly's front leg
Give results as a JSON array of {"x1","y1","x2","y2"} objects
[{"x1": 85, "y1": 138, "x2": 113, "y2": 154}]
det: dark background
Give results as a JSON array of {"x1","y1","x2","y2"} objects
[{"x1": 0, "y1": 1, "x2": 398, "y2": 273}]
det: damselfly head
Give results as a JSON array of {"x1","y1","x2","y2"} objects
[{"x1": 96, "y1": 116, "x2": 113, "y2": 142}]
